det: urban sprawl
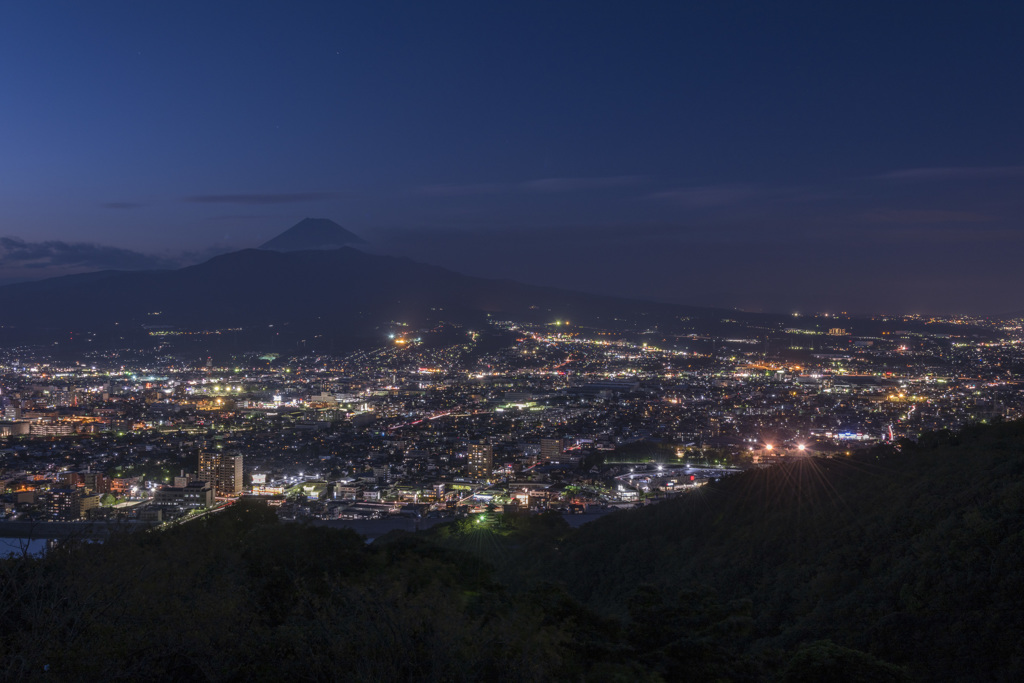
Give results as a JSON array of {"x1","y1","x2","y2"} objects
[{"x1": 1, "y1": 313, "x2": 1020, "y2": 530}]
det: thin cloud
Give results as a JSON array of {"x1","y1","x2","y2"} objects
[
  {"x1": 520, "y1": 176, "x2": 645, "y2": 192},
  {"x1": 877, "y1": 166, "x2": 1024, "y2": 181},
  {"x1": 865, "y1": 209, "x2": 998, "y2": 224},
  {"x1": 418, "y1": 183, "x2": 505, "y2": 197},
  {"x1": 185, "y1": 192, "x2": 336, "y2": 205},
  {"x1": 648, "y1": 183, "x2": 763, "y2": 208},
  {"x1": 368, "y1": 222, "x2": 731, "y2": 252},
  {"x1": 175, "y1": 245, "x2": 239, "y2": 262},
  {"x1": 0, "y1": 237, "x2": 178, "y2": 271},
  {"x1": 206, "y1": 214, "x2": 269, "y2": 221},
  {"x1": 417, "y1": 175, "x2": 645, "y2": 197},
  {"x1": 859, "y1": 226, "x2": 1024, "y2": 244}
]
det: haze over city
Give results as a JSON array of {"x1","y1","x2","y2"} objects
[{"x1": 1, "y1": 2, "x2": 1022, "y2": 314}]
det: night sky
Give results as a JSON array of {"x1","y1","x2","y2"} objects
[{"x1": 1, "y1": 2, "x2": 1022, "y2": 315}]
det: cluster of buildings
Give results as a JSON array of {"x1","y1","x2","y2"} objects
[{"x1": 0, "y1": 312, "x2": 1020, "y2": 525}]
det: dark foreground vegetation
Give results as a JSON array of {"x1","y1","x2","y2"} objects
[{"x1": 3, "y1": 422, "x2": 1024, "y2": 681}]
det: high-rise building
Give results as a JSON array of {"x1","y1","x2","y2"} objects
[
  {"x1": 540, "y1": 438, "x2": 563, "y2": 463},
  {"x1": 198, "y1": 450, "x2": 218, "y2": 485},
  {"x1": 217, "y1": 454, "x2": 243, "y2": 496},
  {"x1": 467, "y1": 441, "x2": 493, "y2": 479},
  {"x1": 46, "y1": 488, "x2": 81, "y2": 520},
  {"x1": 198, "y1": 450, "x2": 244, "y2": 497}
]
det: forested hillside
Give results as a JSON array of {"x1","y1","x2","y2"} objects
[
  {"x1": 2, "y1": 422, "x2": 1023, "y2": 681},
  {"x1": 428, "y1": 421, "x2": 1024, "y2": 681}
]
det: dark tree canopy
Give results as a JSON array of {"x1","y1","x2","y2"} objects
[{"x1": 4, "y1": 422, "x2": 1024, "y2": 681}]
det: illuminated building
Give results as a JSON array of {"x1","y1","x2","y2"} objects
[
  {"x1": 173, "y1": 474, "x2": 196, "y2": 488},
  {"x1": 58, "y1": 472, "x2": 84, "y2": 489},
  {"x1": 81, "y1": 472, "x2": 108, "y2": 494},
  {"x1": 154, "y1": 481, "x2": 214, "y2": 511},
  {"x1": 46, "y1": 488, "x2": 81, "y2": 521},
  {"x1": 29, "y1": 422, "x2": 74, "y2": 436},
  {"x1": 218, "y1": 454, "x2": 244, "y2": 496},
  {"x1": 198, "y1": 450, "x2": 244, "y2": 497},
  {"x1": 540, "y1": 437, "x2": 563, "y2": 463},
  {"x1": 79, "y1": 493, "x2": 103, "y2": 518},
  {"x1": 467, "y1": 441, "x2": 493, "y2": 479},
  {"x1": 0, "y1": 422, "x2": 29, "y2": 437},
  {"x1": 198, "y1": 450, "x2": 218, "y2": 485},
  {"x1": 108, "y1": 477, "x2": 138, "y2": 496},
  {"x1": 56, "y1": 471, "x2": 108, "y2": 495}
]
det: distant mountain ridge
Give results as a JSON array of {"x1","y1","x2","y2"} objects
[
  {"x1": 0, "y1": 217, "x2": 996, "y2": 351},
  {"x1": 258, "y1": 218, "x2": 364, "y2": 252},
  {"x1": 0, "y1": 244, "x2": 745, "y2": 349}
]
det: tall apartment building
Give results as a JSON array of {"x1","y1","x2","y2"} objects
[
  {"x1": 218, "y1": 454, "x2": 243, "y2": 496},
  {"x1": 198, "y1": 450, "x2": 244, "y2": 497},
  {"x1": 46, "y1": 488, "x2": 81, "y2": 521},
  {"x1": 467, "y1": 441, "x2": 493, "y2": 479},
  {"x1": 198, "y1": 450, "x2": 218, "y2": 485}
]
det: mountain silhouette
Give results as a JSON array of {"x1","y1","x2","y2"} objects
[
  {"x1": 0, "y1": 246, "x2": 743, "y2": 350},
  {"x1": 259, "y1": 218, "x2": 364, "y2": 251}
]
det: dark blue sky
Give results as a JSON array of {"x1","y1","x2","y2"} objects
[{"x1": 1, "y1": 1, "x2": 1022, "y2": 314}]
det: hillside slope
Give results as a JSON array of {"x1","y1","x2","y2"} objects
[
  {"x1": 3, "y1": 423, "x2": 1022, "y2": 680},
  {"x1": 438, "y1": 422, "x2": 1024, "y2": 681}
]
